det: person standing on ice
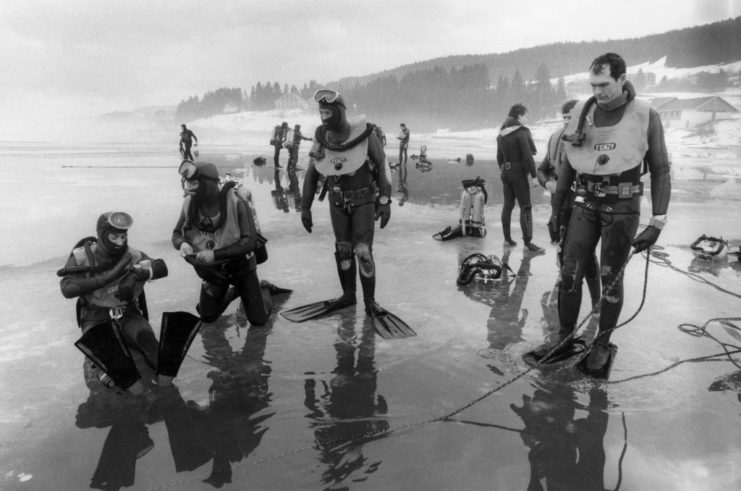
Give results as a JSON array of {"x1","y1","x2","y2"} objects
[
  {"x1": 544, "y1": 52, "x2": 671, "y2": 378},
  {"x1": 496, "y1": 103, "x2": 543, "y2": 252},
  {"x1": 537, "y1": 99, "x2": 601, "y2": 309},
  {"x1": 281, "y1": 89, "x2": 415, "y2": 339},
  {"x1": 179, "y1": 124, "x2": 198, "y2": 160}
]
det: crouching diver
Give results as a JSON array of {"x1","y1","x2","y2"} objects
[
  {"x1": 532, "y1": 53, "x2": 671, "y2": 378},
  {"x1": 169, "y1": 160, "x2": 290, "y2": 385},
  {"x1": 59, "y1": 212, "x2": 168, "y2": 395},
  {"x1": 281, "y1": 89, "x2": 415, "y2": 339}
]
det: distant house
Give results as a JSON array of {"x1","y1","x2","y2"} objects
[
  {"x1": 274, "y1": 92, "x2": 312, "y2": 110},
  {"x1": 651, "y1": 96, "x2": 738, "y2": 128}
]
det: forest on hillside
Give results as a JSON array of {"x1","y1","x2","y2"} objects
[{"x1": 175, "y1": 17, "x2": 741, "y2": 130}]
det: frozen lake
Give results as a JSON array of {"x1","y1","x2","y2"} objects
[{"x1": 1, "y1": 137, "x2": 740, "y2": 490}]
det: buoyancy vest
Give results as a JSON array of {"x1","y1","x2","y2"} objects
[
  {"x1": 564, "y1": 98, "x2": 650, "y2": 176},
  {"x1": 546, "y1": 127, "x2": 567, "y2": 169},
  {"x1": 181, "y1": 191, "x2": 244, "y2": 253},
  {"x1": 72, "y1": 244, "x2": 144, "y2": 308},
  {"x1": 313, "y1": 117, "x2": 370, "y2": 176}
]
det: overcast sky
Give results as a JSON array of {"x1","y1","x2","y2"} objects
[{"x1": 1, "y1": 0, "x2": 739, "y2": 131}]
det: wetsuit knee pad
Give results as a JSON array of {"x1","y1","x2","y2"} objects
[
  {"x1": 355, "y1": 242, "x2": 375, "y2": 278},
  {"x1": 335, "y1": 242, "x2": 354, "y2": 270}
]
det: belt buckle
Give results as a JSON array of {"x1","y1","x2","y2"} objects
[
  {"x1": 618, "y1": 182, "x2": 632, "y2": 198},
  {"x1": 109, "y1": 306, "x2": 124, "y2": 320},
  {"x1": 503, "y1": 162, "x2": 512, "y2": 171},
  {"x1": 594, "y1": 182, "x2": 607, "y2": 198}
]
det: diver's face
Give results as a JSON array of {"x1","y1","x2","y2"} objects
[
  {"x1": 107, "y1": 232, "x2": 127, "y2": 248},
  {"x1": 319, "y1": 108, "x2": 334, "y2": 122},
  {"x1": 590, "y1": 65, "x2": 625, "y2": 104}
]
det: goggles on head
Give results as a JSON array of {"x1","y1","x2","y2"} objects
[
  {"x1": 179, "y1": 159, "x2": 198, "y2": 180},
  {"x1": 313, "y1": 89, "x2": 341, "y2": 105},
  {"x1": 105, "y1": 211, "x2": 133, "y2": 231}
]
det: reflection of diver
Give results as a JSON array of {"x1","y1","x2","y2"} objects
[
  {"x1": 194, "y1": 313, "x2": 280, "y2": 487},
  {"x1": 397, "y1": 155, "x2": 409, "y2": 206},
  {"x1": 76, "y1": 384, "x2": 212, "y2": 490},
  {"x1": 271, "y1": 171, "x2": 290, "y2": 213},
  {"x1": 511, "y1": 381, "x2": 610, "y2": 491},
  {"x1": 286, "y1": 165, "x2": 303, "y2": 212},
  {"x1": 459, "y1": 249, "x2": 541, "y2": 369},
  {"x1": 304, "y1": 317, "x2": 389, "y2": 487}
]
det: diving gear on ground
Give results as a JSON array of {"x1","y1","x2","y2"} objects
[
  {"x1": 576, "y1": 341, "x2": 618, "y2": 379},
  {"x1": 157, "y1": 311, "x2": 203, "y2": 386},
  {"x1": 365, "y1": 299, "x2": 416, "y2": 339},
  {"x1": 456, "y1": 253, "x2": 505, "y2": 285},
  {"x1": 690, "y1": 234, "x2": 729, "y2": 260},
  {"x1": 75, "y1": 322, "x2": 143, "y2": 394}
]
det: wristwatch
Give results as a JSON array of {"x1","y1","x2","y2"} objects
[{"x1": 378, "y1": 196, "x2": 390, "y2": 205}]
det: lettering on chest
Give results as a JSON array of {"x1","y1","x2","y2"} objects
[{"x1": 594, "y1": 142, "x2": 616, "y2": 152}]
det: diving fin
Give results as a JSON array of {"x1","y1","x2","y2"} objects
[
  {"x1": 576, "y1": 341, "x2": 617, "y2": 379},
  {"x1": 523, "y1": 337, "x2": 588, "y2": 367},
  {"x1": 365, "y1": 301, "x2": 416, "y2": 339},
  {"x1": 157, "y1": 311, "x2": 203, "y2": 386},
  {"x1": 75, "y1": 322, "x2": 142, "y2": 393},
  {"x1": 432, "y1": 225, "x2": 463, "y2": 241},
  {"x1": 260, "y1": 280, "x2": 293, "y2": 296},
  {"x1": 280, "y1": 294, "x2": 356, "y2": 323}
]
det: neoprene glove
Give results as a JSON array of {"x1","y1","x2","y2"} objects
[
  {"x1": 98, "y1": 252, "x2": 132, "y2": 285},
  {"x1": 301, "y1": 209, "x2": 313, "y2": 233},
  {"x1": 375, "y1": 203, "x2": 391, "y2": 229},
  {"x1": 632, "y1": 225, "x2": 661, "y2": 253}
]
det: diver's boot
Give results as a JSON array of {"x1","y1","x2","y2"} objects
[
  {"x1": 577, "y1": 339, "x2": 617, "y2": 379},
  {"x1": 502, "y1": 212, "x2": 516, "y2": 246},
  {"x1": 522, "y1": 207, "x2": 544, "y2": 253}
]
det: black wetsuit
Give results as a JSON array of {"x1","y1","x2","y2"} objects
[
  {"x1": 555, "y1": 87, "x2": 671, "y2": 342},
  {"x1": 172, "y1": 188, "x2": 270, "y2": 326},
  {"x1": 180, "y1": 129, "x2": 197, "y2": 160},
  {"x1": 496, "y1": 124, "x2": 537, "y2": 244}
]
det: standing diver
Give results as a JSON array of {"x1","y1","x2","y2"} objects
[
  {"x1": 281, "y1": 89, "x2": 415, "y2": 339},
  {"x1": 545, "y1": 53, "x2": 671, "y2": 378}
]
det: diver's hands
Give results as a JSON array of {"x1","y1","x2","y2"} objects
[
  {"x1": 375, "y1": 203, "x2": 391, "y2": 229},
  {"x1": 195, "y1": 250, "x2": 215, "y2": 263},
  {"x1": 632, "y1": 225, "x2": 661, "y2": 253},
  {"x1": 301, "y1": 209, "x2": 313, "y2": 233},
  {"x1": 179, "y1": 242, "x2": 194, "y2": 257},
  {"x1": 545, "y1": 179, "x2": 557, "y2": 193},
  {"x1": 97, "y1": 252, "x2": 132, "y2": 285}
]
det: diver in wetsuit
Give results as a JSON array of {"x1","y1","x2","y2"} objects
[
  {"x1": 552, "y1": 52, "x2": 671, "y2": 377},
  {"x1": 281, "y1": 89, "x2": 415, "y2": 339},
  {"x1": 59, "y1": 212, "x2": 168, "y2": 395}
]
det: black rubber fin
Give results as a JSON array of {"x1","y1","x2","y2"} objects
[
  {"x1": 75, "y1": 322, "x2": 141, "y2": 390},
  {"x1": 367, "y1": 303, "x2": 416, "y2": 339},
  {"x1": 280, "y1": 296, "x2": 356, "y2": 323},
  {"x1": 576, "y1": 342, "x2": 618, "y2": 379},
  {"x1": 157, "y1": 311, "x2": 202, "y2": 378}
]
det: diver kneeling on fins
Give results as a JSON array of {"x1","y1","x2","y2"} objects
[
  {"x1": 59, "y1": 212, "x2": 168, "y2": 395},
  {"x1": 170, "y1": 160, "x2": 291, "y2": 384},
  {"x1": 281, "y1": 89, "x2": 415, "y2": 340}
]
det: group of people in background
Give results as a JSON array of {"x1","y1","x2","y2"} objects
[
  {"x1": 61, "y1": 51, "x2": 670, "y2": 402},
  {"x1": 270, "y1": 121, "x2": 312, "y2": 171}
]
